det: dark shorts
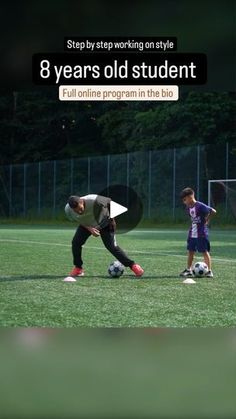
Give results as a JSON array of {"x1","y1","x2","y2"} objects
[{"x1": 187, "y1": 237, "x2": 210, "y2": 253}]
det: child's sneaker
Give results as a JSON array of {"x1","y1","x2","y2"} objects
[
  {"x1": 179, "y1": 268, "x2": 193, "y2": 277},
  {"x1": 69, "y1": 267, "x2": 85, "y2": 277},
  {"x1": 205, "y1": 270, "x2": 214, "y2": 278}
]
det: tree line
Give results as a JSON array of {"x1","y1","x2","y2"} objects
[{"x1": 0, "y1": 90, "x2": 235, "y2": 165}]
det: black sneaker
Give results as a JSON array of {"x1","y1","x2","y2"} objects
[{"x1": 179, "y1": 269, "x2": 193, "y2": 278}]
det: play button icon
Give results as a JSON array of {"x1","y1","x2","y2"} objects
[
  {"x1": 110, "y1": 200, "x2": 127, "y2": 218},
  {"x1": 98, "y1": 184, "x2": 143, "y2": 234}
]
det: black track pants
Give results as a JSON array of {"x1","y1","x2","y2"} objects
[{"x1": 72, "y1": 224, "x2": 134, "y2": 268}]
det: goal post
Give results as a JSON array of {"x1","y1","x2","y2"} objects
[{"x1": 208, "y1": 179, "x2": 236, "y2": 219}]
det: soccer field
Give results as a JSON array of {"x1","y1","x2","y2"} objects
[{"x1": 0, "y1": 226, "x2": 236, "y2": 327}]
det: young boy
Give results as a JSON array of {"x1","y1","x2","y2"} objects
[
  {"x1": 180, "y1": 187, "x2": 217, "y2": 278},
  {"x1": 65, "y1": 194, "x2": 144, "y2": 278}
]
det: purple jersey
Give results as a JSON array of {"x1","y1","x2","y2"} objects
[{"x1": 187, "y1": 201, "x2": 213, "y2": 238}]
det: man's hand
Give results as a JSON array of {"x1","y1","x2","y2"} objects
[{"x1": 86, "y1": 227, "x2": 100, "y2": 237}]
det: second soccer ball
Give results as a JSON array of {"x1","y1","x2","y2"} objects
[{"x1": 192, "y1": 262, "x2": 208, "y2": 277}]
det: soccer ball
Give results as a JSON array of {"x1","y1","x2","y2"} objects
[
  {"x1": 108, "y1": 261, "x2": 124, "y2": 278},
  {"x1": 192, "y1": 262, "x2": 208, "y2": 277}
]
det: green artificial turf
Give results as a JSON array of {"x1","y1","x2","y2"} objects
[{"x1": 0, "y1": 227, "x2": 236, "y2": 327}]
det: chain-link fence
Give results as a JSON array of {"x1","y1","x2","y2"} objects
[{"x1": 0, "y1": 143, "x2": 236, "y2": 222}]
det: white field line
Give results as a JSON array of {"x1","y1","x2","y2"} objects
[
  {"x1": 0, "y1": 238, "x2": 236, "y2": 264},
  {"x1": 0, "y1": 238, "x2": 71, "y2": 247}
]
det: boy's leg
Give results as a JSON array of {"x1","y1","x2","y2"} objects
[
  {"x1": 180, "y1": 238, "x2": 196, "y2": 277},
  {"x1": 180, "y1": 238, "x2": 196, "y2": 276},
  {"x1": 72, "y1": 225, "x2": 91, "y2": 268},
  {"x1": 197, "y1": 238, "x2": 211, "y2": 269},
  {"x1": 187, "y1": 251, "x2": 195, "y2": 269},
  {"x1": 179, "y1": 250, "x2": 195, "y2": 277},
  {"x1": 203, "y1": 251, "x2": 211, "y2": 270},
  {"x1": 197, "y1": 238, "x2": 213, "y2": 277},
  {"x1": 100, "y1": 225, "x2": 134, "y2": 267}
]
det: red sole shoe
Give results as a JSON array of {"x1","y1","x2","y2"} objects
[
  {"x1": 131, "y1": 264, "x2": 144, "y2": 277},
  {"x1": 69, "y1": 267, "x2": 85, "y2": 277}
]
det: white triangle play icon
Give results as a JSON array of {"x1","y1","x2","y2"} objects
[{"x1": 110, "y1": 200, "x2": 128, "y2": 218}]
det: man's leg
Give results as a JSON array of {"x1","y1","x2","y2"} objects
[
  {"x1": 100, "y1": 224, "x2": 144, "y2": 276},
  {"x1": 100, "y1": 225, "x2": 134, "y2": 267},
  {"x1": 72, "y1": 225, "x2": 91, "y2": 268}
]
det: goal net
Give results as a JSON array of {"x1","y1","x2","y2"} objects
[{"x1": 208, "y1": 179, "x2": 236, "y2": 222}]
